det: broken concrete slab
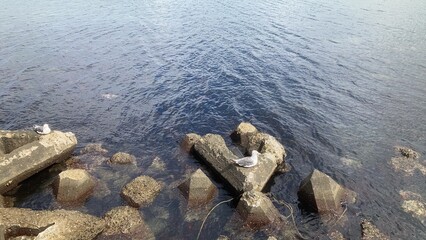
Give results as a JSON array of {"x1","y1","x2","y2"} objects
[
  {"x1": 121, "y1": 176, "x2": 162, "y2": 208},
  {"x1": 53, "y1": 169, "x2": 95, "y2": 203},
  {"x1": 298, "y1": 169, "x2": 349, "y2": 213},
  {"x1": 0, "y1": 207, "x2": 105, "y2": 240},
  {"x1": 193, "y1": 134, "x2": 277, "y2": 193},
  {"x1": 236, "y1": 190, "x2": 281, "y2": 228},
  {"x1": 0, "y1": 130, "x2": 77, "y2": 194},
  {"x1": 178, "y1": 169, "x2": 217, "y2": 207}
]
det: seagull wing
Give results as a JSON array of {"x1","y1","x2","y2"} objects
[{"x1": 233, "y1": 156, "x2": 256, "y2": 168}]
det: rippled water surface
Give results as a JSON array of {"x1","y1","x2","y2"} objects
[{"x1": 1, "y1": 0, "x2": 425, "y2": 239}]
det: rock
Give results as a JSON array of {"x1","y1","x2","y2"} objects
[
  {"x1": 181, "y1": 133, "x2": 202, "y2": 153},
  {"x1": 217, "y1": 235, "x2": 229, "y2": 240},
  {"x1": 0, "y1": 207, "x2": 105, "y2": 240},
  {"x1": 145, "y1": 157, "x2": 166, "y2": 174},
  {"x1": 395, "y1": 146, "x2": 420, "y2": 159},
  {"x1": 0, "y1": 130, "x2": 77, "y2": 194},
  {"x1": 178, "y1": 169, "x2": 217, "y2": 207},
  {"x1": 121, "y1": 176, "x2": 162, "y2": 208},
  {"x1": 236, "y1": 190, "x2": 281, "y2": 228},
  {"x1": 389, "y1": 156, "x2": 426, "y2": 176},
  {"x1": 361, "y1": 220, "x2": 389, "y2": 240},
  {"x1": 401, "y1": 198, "x2": 426, "y2": 224},
  {"x1": 193, "y1": 134, "x2": 277, "y2": 193},
  {"x1": 231, "y1": 122, "x2": 286, "y2": 165},
  {"x1": 80, "y1": 143, "x2": 108, "y2": 155},
  {"x1": 101, "y1": 206, "x2": 155, "y2": 239},
  {"x1": 328, "y1": 230, "x2": 345, "y2": 240},
  {"x1": 54, "y1": 169, "x2": 95, "y2": 203},
  {"x1": 109, "y1": 152, "x2": 136, "y2": 165},
  {"x1": 267, "y1": 236, "x2": 278, "y2": 240},
  {"x1": 298, "y1": 169, "x2": 348, "y2": 213}
]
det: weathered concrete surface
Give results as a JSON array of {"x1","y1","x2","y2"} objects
[
  {"x1": 231, "y1": 122, "x2": 286, "y2": 165},
  {"x1": 181, "y1": 133, "x2": 202, "y2": 153},
  {"x1": 236, "y1": 190, "x2": 280, "y2": 228},
  {"x1": 109, "y1": 152, "x2": 136, "y2": 165},
  {"x1": 298, "y1": 169, "x2": 346, "y2": 213},
  {"x1": 0, "y1": 130, "x2": 77, "y2": 194},
  {"x1": 193, "y1": 134, "x2": 277, "y2": 193},
  {"x1": 100, "y1": 206, "x2": 155, "y2": 239},
  {"x1": 54, "y1": 169, "x2": 95, "y2": 203},
  {"x1": 121, "y1": 176, "x2": 162, "y2": 208},
  {"x1": 0, "y1": 195, "x2": 4, "y2": 208},
  {"x1": 0, "y1": 130, "x2": 39, "y2": 155},
  {"x1": 0, "y1": 208, "x2": 105, "y2": 240},
  {"x1": 361, "y1": 220, "x2": 389, "y2": 240},
  {"x1": 178, "y1": 169, "x2": 217, "y2": 207}
]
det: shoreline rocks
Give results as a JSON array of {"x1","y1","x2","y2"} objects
[
  {"x1": 121, "y1": 175, "x2": 162, "y2": 208},
  {"x1": 236, "y1": 190, "x2": 281, "y2": 227},
  {"x1": 54, "y1": 169, "x2": 96, "y2": 203}
]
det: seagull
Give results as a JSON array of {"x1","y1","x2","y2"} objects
[
  {"x1": 233, "y1": 150, "x2": 260, "y2": 168},
  {"x1": 33, "y1": 124, "x2": 51, "y2": 135}
]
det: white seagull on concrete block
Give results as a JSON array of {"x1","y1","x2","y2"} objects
[
  {"x1": 233, "y1": 150, "x2": 260, "y2": 168},
  {"x1": 33, "y1": 124, "x2": 51, "y2": 135}
]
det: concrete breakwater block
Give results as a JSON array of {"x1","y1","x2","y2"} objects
[
  {"x1": 236, "y1": 190, "x2": 281, "y2": 227},
  {"x1": 0, "y1": 130, "x2": 77, "y2": 194},
  {"x1": 193, "y1": 134, "x2": 278, "y2": 193},
  {"x1": 178, "y1": 169, "x2": 217, "y2": 207},
  {"x1": 54, "y1": 169, "x2": 95, "y2": 203},
  {"x1": 121, "y1": 175, "x2": 163, "y2": 208}
]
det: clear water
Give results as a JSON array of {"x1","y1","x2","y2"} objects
[{"x1": 1, "y1": 0, "x2": 425, "y2": 239}]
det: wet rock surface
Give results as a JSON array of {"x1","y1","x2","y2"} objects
[
  {"x1": 400, "y1": 190, "x2": 426, "y2": 225},
  {"x1": 0, "y1": 130, "x2": 77, "y2": 194},
  {"x1": 54, "y1": 169, "x2": 95, "y2": 203},
  {"x1": 181, "y1": 133, "x2": 201, "y2": 153},
  {"x1": 236, "y1": 190, "x2": 281, "y2": 227},
  {"x1": 361, "y1": 220, "x2": 389, "y2": 240},
  {"x1": 121, "y1": 175, "x2": 162, "y2": 208},
  {"x1": 178, "y1": 169, "x2": 217, "y2": 207},
  {"x1": 101, "y1": 206, "x2": 155, "y2": 239},
  {"x1": 390, "y1": 146, "x2": 425, "y2": 176},
  {"x1": 0, "y1": 208, "x2": 105, "y2": 240},
  {"x1": 109, "y1": 152, "x2": 136, "y2": 165}
]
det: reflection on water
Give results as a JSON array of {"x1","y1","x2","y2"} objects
[{"x1": 1, "y1": 0, "x2": 425, "y2": 239}]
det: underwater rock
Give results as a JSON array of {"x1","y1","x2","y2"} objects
[
  {"x1": 181, "y1": 133, "x2": 202, "y2": 153},
  {"x1": 193, "y1": 134, "x2": 277, "y2": 193},
  {"x1": 0, "y1": 130, "x2": 77, "y2": 194},
  {"x1": 328, "y1": 230, "x2": 345, "y2": 240},
  {"x1": 389, "y1": 157, "x2": 426, "y2": 176},
  {"x1": 121, "y1": 175, "x2": 162, "y2": 208},
  {"x1": 101, "y1": 206, "x2": 155, "y2": 239},
  {"x1": 399, "y1": 190, "x2": 426, "y2": 224},
  {"x1": 0, "y1": 208, "x2": 105, "y2": 240},
  {"x1": 394, "y1": 146, "x2": 420, "y2": 159},
  {"x1": 54, "y1": 169, "x2": 95, "y2": 203},
  {"x1": 298, "y1": 169, "x2": 354, "y2": 213},
  {"x1": 361, "y1": 220, "x2": 389, "y2": 240},
  {"x1": 80, "y1": 143, "x2": 108, "y2": 155},
  {"x1": 178, "y1": 169, "x2": 217, "y2": 207},
  {"x1": 109, "y1": 152, "x2": 136, "y2": 165},
  {"x1": 236, "y1": 190, "x2": 281, "y2": 228}
]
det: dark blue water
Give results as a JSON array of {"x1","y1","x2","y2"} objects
[{"x1": 1, "y1": 0, "x2": 425, "y2": 239}]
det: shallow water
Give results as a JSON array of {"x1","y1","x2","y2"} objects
[{"x1": 1, "y1": 0, "x2": 425, "y2": 239}]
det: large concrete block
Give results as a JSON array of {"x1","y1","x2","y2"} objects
[
  {"x1": 236, "y1": 190, "x2": 280, "y2": 227},
  {"x1": 193, "y1": 134, "x2": 277, "y2": 193},
  {"x1": 121, "y1": 176, "x2": 162, "y2": 208},
  {"x1": 178, "y1": 169, "x2": 217, "y2": 207},
  {"x1": 54, "y1": 169, "x2": 95, "y2": 203},
  {"x1": 0, "y1": 130, "x2": 77, "y2": 194}
]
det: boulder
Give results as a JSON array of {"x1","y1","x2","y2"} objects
[
  {"x1": 193, "y1": 134, "x2": 277, "y2": 193},
  {"x1": 361, "y1": 220, "x2": 389, "y2": 240},
  {"x1": 298, "y1": 169, "x2": 346, "y2": 213},
  {"x1": 0, "y1": 207, "x2": 105, "y2": 240},
  {"x1": 80, "y1": 143, "x2": 108, "y2": 155},
  {"x1": 0, "y1": 130, "x2": 77, "y2": 194},
  {"x1": 109, "y1": 152, "x2": 136, "y2": 165},
  {"x1": 101, "y1": 206, "x2": 155, "y2": 239},
  {"x1": 54, "y1": 169, "x2": 95, "y2": 203},
  {"x1": 236, "y1": 190, "x2": 280, "y2": 227},
  {"x1": 181, "y1": 133, "x2": 202, "y2": 153},
  {"x1": 178, "y1": 169, "x2": 217, "y2": 207},
  {"x1": 231, "y1": 122, "x2": 286, "y2": 165},
  {"x1": 121, "y1": 176, "x2": 162, "y2": 208}
]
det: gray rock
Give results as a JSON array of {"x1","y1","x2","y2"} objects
[
  {"x1": 193, "y1": 134, "x2": 277, "y2": 193},
  {"x1": 101, "y1": 206, "x2": 155, "y2": 239},
  {"x1": 361, "y1": 220, "x2": 389, "y2": 240},
  {"x1": 298, "y1": 169, "x2": 346, "y2": 213},
  {"x1": 181, "y1": 133, "x2": 202, "y2": 153},
  {"x1": 54, "y1": 169, "x2": 95, "y2": 203},
  {"x1": 236, "y1": 190, "x2": 280, "y2": 227},
  {"x1": 178, "y1": 169, "x2": 217, "y2": 207},
  {"x1": 0, "y1": 130, "x2": 77, "y2": 194},
  {"x1": 0, "y1": 208, "x2": 105, "y2": 240},
  {"x1": 109, "y1": 152, "x2": 136, "y2": 165},
  {"x1": 121, "y1": 176, "x2": 162, "y2": 208}
]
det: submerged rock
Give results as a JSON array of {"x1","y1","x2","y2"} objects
[
  {"x1": 0, "y1": 208, "x2": 105, "y2": 240},
  {"x1": 0, "y1": 130, "x2": 77, "y2": 194},
  {"x1": 121, "y1": 176, "x2": 162, "y2": 208},
  {"x1": 109, "y1": 152, "x2": 136, "y2": 165},
  {"x1": 361, "y1": 220, "x2": 389, "y2": 240},
  {"x1": 178, "y1": 169, "x2": 217, "y2": 207},
  {"x1": 395, "y1": 146, "x2": 420, "y2": 159},
  {"x1": 298, "y1": 169, "x2": 354, "y2": 213},
  {"x1": 399, "y1": 190, "x2": 426, "y2": 224},
  {"x1": 101, "y1": 206, "x2": 155, "y2": 239},
  {"x1": 389, "y1": 157, "x2": 426, "y2": 176},
  {"x1": 80, "y1": 143, "x2": 108, "y2": 155},
  {"x1": 54, "y1": 169, "x2": 95, "y2": 203}
]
